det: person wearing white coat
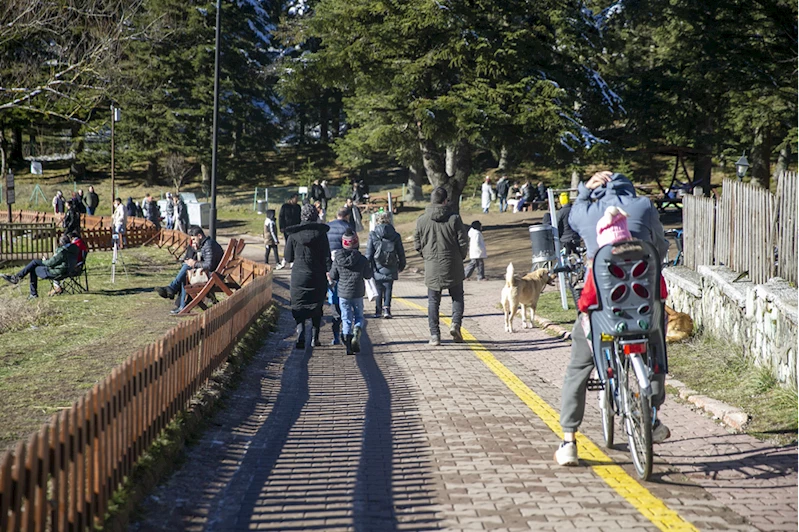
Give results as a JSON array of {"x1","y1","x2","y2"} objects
[
  {"x1": 464, "y1": 220, "x2": 488, "y2": 280},
  {"x1": 481, "y1": 177, "x2": 493, "y2": 213}
]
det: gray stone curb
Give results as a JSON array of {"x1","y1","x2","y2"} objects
[{"x1": 531, "y1": 315, "x2": 750, "y2": 433}]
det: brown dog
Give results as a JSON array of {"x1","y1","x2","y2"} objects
[
  {"x1": 665, "y1": 305, "x2": 693, "y2": 342},
  {"x1": 501, "y1": 263, "x2": 553, "y2": 332}
]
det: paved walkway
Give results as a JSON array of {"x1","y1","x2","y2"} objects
[{"x1": 131, "y1": 270, "x2": 797, "y2": 531}]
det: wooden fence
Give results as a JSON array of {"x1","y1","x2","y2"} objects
[
  {"x1": 0, "y1": 211, "x2": 159, "y2": 255},
  {"x1": 0, "y1": 223, "x2": 57, "y2": 262},
  {"x1": 0, "y1": 263, "x2": 273, "y2": 531},
  {"x1": 682, "y1": 173, "x2": 797, "y2": 285}
]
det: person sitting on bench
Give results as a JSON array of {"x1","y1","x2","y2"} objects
[
  {"x1": 155, "y1": 226, "x2": 223, "y2": 315},
  {"x1": 2, "y1": 234, "x2": 78, "y2": 299}
]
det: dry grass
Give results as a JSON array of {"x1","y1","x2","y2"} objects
[{"x1": 0, "y1": 296, "x2": 62, "y2": 335}]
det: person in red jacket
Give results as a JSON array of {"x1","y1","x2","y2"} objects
[{"x1": 577, "y1": 206, "x2": 667, "y2": 313}]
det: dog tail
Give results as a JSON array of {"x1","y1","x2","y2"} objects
[{"x1": 505, "y1": 262, "x2": 515, "y2": 286}]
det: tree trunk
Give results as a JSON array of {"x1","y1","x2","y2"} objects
[
  {"x1": 693, "y1": 117, "x2": 714, "y2": 196},
  {"x1": 70, "y1": 124, "x2": 84, "y2": 157},
  {"x1": 231, "y1": 120, "x2": 243, "y2": 157},
  {"x1": 570, "y1": 170, "x2": 580, "y2": 195},
  {"x1": 146, "y1": 156, "x2": 158, "y2": 187},
  {"x1": 330, "y1": 92, "x2": 341, "y2": 138},
  {"x1": 419, "y1": 136, "x2": 470, "y2": 212},
  {"x1": 11, "y1": 127, "x2": 23, "y2": 162},
  {"x1": 406, "y1": 156, "x2": 425, "y2": 201},
  {"x1": 750, "y1": 126, "x2": 771, "y2": 189},
  {"x1": 497, "y1": 145, "x2": 510, "y2": 171},
  {"x1": 200, "y1": 162, "x2": 210, "y2": 196},
  {"x1": 320, "y1": 91, "x2": 329, "y2": 144},
  {"x1": 773, "y1": 142, "x2": 791, "y2": 181},
  {"x1": 0, "y1": 128, "x2": 8, "y2": 182}
]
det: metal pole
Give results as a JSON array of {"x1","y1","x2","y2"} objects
[
  {"x1": 209, "y1": 0, "x2": 222, "y2": 239},
  {"x1": 110, "y1": 106, "x2": 115, "y2": 214},
  {"x1": 547, "y1": 188, "x2": 568, "y2": 310}
]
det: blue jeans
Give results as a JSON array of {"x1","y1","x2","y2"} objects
[
  {"x1": 499, "y1": 196, "x2": 508, "y2": 212},
  {"x1": 374, "y1": 279, "x2": 393, "y2": 312},
  {"x1": 168, "y1": 263, "x2": 191, "y2": 309},
  {"x1": 339, "y1": 297, "x2": 364, "y2": 336}
]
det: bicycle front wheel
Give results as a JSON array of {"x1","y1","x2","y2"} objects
[
  {"x1": 620, "y1": 356, "x2": 653, "y2": 480},
  {"x1": 600, "y1": 385, "x2": 614, "y2": 448}
]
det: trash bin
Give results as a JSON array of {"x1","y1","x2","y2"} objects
[
  {"x1": 529, "y1": 224, "x2": 557, "y2": 265},
  {"x1": 256, "y1": 200, "x2": 268, "y2": 214}
]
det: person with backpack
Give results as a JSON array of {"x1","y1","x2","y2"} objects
[{"x1": 365, "y1": 211, "x2": 406, "y2": 319}]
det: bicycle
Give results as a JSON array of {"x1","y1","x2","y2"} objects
[
  {"x1": 582, "y1": 240, "x2": 667, "y2": 480},
  {"x1": 551, "y1": 244, "x2": 587, "y2": 308},
  {"x1": 663, "y1": 228, "x2": 683, "y2": 266}
]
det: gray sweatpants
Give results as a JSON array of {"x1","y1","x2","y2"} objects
[{"x1": 560, "y1": 317, "x2": 666, "y2": 433}]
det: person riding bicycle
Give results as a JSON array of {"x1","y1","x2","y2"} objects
[{"x1": 555, "y1": 171, "x2": 670, "y2": 467}]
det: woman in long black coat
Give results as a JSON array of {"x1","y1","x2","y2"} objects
[{"x1": 284, "y1": 203, "x2": 332, "y2": 349}]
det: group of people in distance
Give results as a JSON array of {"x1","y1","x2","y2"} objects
[{"x1": 480, "y1": 175, "x2": 550, "y2": 214}]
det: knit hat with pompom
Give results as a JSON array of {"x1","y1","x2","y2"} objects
[
  {"x1": 342, "y1": 229, "x2": 359, "y2": 250},
  {"x1": 596, "y1": 206, "x2": 632, "y2": 248}
]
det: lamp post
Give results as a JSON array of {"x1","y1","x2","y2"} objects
[
  {"x1": 111, "y1": 105, "x2": 121, "y2": 212},
  {"x1": 735, "y1": 153, "x2": 749, "y2": 182},
  {"x1": 209, "y1": 0, "x2": 222, "y2": 240}
]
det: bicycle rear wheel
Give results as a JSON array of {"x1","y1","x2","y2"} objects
[{"x1": 620, "y1": 356, "x2": 653, "y2": 480}]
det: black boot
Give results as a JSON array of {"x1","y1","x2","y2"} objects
[
  {"x1": 352, "y1": 326, "x2": 362, "y2": 353},
  {"x1": 312, "y1": 326, "x2": 322, "y2": 347},
  {"x1": 344, "y1": 334, "x2": 354, "y2": 355},
  {"x1": 295, "y1": 322, "x2": 306, "y2": 349},
  {"x1": 331, "y1": 319, "x2": 341, "y2": 345}
]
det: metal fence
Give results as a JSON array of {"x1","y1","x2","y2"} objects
[
  {"x1": 0, "y1": 260, "x2": 273, "y2": 531},
  {"x1": 682, "y1": 173, "x2": 797, "y2": 285}
]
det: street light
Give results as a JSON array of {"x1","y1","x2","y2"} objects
[
  {"x1": 735, "y1": 152, "x2": 749, "y2": 181},
  {"x1": 111, "y1": 105, "x2": 121, "y2": 212},
  {"x1": 209, "y1": 0, "x2": 222, "y2": 239}
]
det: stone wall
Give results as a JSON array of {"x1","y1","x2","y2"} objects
[{"x1": 663, "y1": 266, "x2": 798, "y2": 386}]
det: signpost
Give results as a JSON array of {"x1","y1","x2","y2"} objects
[{"x1": 5, "y1": 170, "x2": 14, "y2": 221}]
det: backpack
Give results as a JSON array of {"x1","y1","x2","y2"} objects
[{"x1": 375, "y1": 236, "x2": 398, "y2": 269}]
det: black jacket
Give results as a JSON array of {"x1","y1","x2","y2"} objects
[
  {"x1": 196, "y1": 236, "x2": 224, "y2": 272},
  {"x1": 330, "y1": 249, "x2": 372, "y2": 299},
  {"x1": 279, "y1": 202, "x2": 302, "y2": 234},
  {"x1": 63, "y1": 208, "x2": 81, "y2": 235},
  {"x1": 365, "y1": 223, "x2": 406, "y2": 281},
  {"x1": 285, "y1": 222, "x2": 332, "y2": 312},
  {"x1": 556, "y1": 204, "x2": 579, "y2": 247},
  {"x1": 496, "y1": 179, "x2": 510, "y2": 198},
  {"x1": 310, "y1": 183, "x2": 324, "y2": 202}
]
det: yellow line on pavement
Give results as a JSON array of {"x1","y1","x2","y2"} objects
[{"x1": 395, "y1": 297, "x2": 698, "y2": 532}]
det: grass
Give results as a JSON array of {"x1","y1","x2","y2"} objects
[
  {"x1": 530, "y1": 290, "x2": 579, "y2": 327},
  {"x1": 0, "y1": 245, "x2": 187, "y2": 451},
  {"x1": 667, "y1": 334, "x2": 798, "y2": 445}
]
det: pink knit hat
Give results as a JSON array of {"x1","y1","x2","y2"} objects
[
  {"x1": 596, "y1": 206, "x2": 632, "y2": 248},
  {"x1": 342, "y1": 229, "x2": 359, "y2": 250}
]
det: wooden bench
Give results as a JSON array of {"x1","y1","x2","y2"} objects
[
  {"x1": 363, "y1": 195, "x2": 403, "y2": 214},
  {"x1": 178, "y1": 238, "x2": 247, "y2": 315}
]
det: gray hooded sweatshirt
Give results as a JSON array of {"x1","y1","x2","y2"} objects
[{"x1": 569, "y1": 173, "x2": 669, "y2": 260}]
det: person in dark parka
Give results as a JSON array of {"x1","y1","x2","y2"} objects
[
  {"x1": 329, "y1": 229, "x2": 373, "y2": 355},
  {"x1": 284, "y1": 203, "x2": 332, "y2": 349}
]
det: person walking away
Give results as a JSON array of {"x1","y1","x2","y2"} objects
[
  {"x1": 263, "y1": 209, "x2": 280, "y2": 265},
  {"x1": 321, "y1": 179, "x2": 332, "y2": 212},
  {"x1": 326, "y1": 207, "x2": 352, "y2": 344},
  {"x1": 62, "y1": 199, "x2": 81, "y2": 236},
  {"x1": 555, "y1": 171, "x2": 670, "y2": 467},
  {"x1": 284, "y1": 204, "x2": 331, "y2": 349},
  {"x1": 2, "y1": 234, "x2": 78, "y2": 299},
  {"x1": 126, "y1": 197, "x2": 139, "y2": 218},
  {"x1": 84, "y1": 186, "x2": 99, "y2": 215},
  {"x1": 555, "y1": 192, "x2": 581, "y2": 255},
  {"x1": 52, "y1": 190, "x2": 65, "y2": 214},
  {"x1": 74, "y1": 191, "x2": 87, "y2": 214},
  {"x1": 330, "y1": 229, "x2": 373, "y2": 355},
  {"x1": 155, "y1": 226, "x2": 223, "y2": 314},
  {"x1": 496, "y1": 176, "x2": 510, "y2": 213},
  {"x1": 164, "y1": 192, "x2": 175, "y2": 229},
  {"x1": 112, "y1": 197, "x2": 126, "y2": 247},
  {"x1": 481, "y1": 176, "x2": 493, "y2": 214},
  {"x1": 310, "y1": 179, "x2": 324, "y2": 206},
  {"x1": 278, "y1": 193, "x2": 302, "y2": 269},
  {"x1": 175, "y1": 195, "x2": 189, "y2": 233},
  {"x1": 413, "y1": 186, "x2": 469, "y2": 345},
  {"x1": 365, "y1": 211, "x2": 406, "y2": 319},
  {"x1": 464, "y1": 220, "x2": 487, "y2": 281}
]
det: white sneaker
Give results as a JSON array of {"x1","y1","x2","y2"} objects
[
  {"x1": 275, "y1": 261, "x2": 285, "y2": 270},
  {"x1": 554, "y1": 441, "x2": 578, "y2": 466},
  {"x1": 652, "y1": 421, "x2": 671, "y2": 443}
]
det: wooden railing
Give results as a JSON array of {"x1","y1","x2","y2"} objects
[
  {"x1": 0, "y1": 210, "x2": 159, "y2": 255},
  {"x1": 682, "y1": 173, "x2": 797, "y2": 285},
  {"x1": 0, "y1": 223, "x2": 57, "y2": 262},
  {"x1": 0, "y1": 254, "x2": 272, "y2": 530}
]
